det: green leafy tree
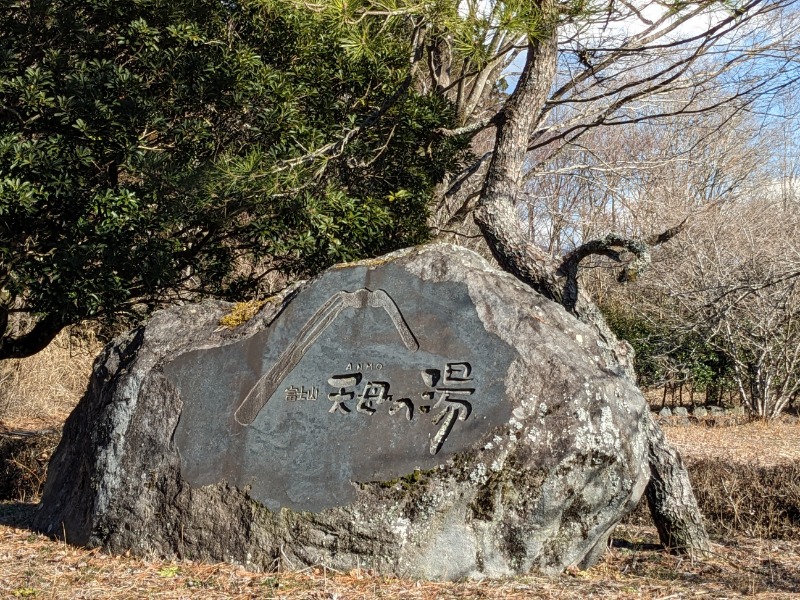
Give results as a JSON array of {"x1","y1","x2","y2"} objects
[
  {"x1": 0, "y1": 0, "x2": 469, "y2": 358},
  {"x1": 601, "y1": 300, "x2": 731, "y2": 399}
]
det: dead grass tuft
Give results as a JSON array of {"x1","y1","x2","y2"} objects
[
  {"x1": 625, "y1": 458, "x2": 800, "y2": 540},
  {"x1": 689, "y1": 459, "x2": 800, "y2": 540},
  {"x1": 0, "y1": 430, "x2": 61, "y2": 502},
  {"x1": 0, "y1": 325, "x2": 103, "y2": 429}
]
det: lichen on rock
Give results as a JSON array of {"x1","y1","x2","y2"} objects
[
  {"x1": 218, "y1": 299, "x2": 269, "y2": 329},
  {"x1": 34, "y1": 243, "x2": 650, "y2": 580}
]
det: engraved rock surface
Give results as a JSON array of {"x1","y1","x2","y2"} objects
[{"x1": 34, "y1": 244, "x2": 650, "y2": 579}]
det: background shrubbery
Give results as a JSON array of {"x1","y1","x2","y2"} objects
[{"x1": 625, "y1": 458, "x2": 800, "y2": 541}]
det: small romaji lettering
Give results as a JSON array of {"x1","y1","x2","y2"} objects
[{"x1": 346, "y1": 362, "x2": 383, "y2": 370}]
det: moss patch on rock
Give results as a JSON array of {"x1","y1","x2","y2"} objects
[{"x1": 218, "y1": 300, "x2": 269, "y2": 329}]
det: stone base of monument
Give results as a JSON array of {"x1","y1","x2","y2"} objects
[{"x1": 33, "y1": 244, "x2": 649, "y2": 580}]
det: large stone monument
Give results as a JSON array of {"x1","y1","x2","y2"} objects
[{"x1": 34, "y1": 244, "x2": 650, "y2": 579}]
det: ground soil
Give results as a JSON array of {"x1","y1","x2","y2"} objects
[{"x1": 1, "y1": 418, "x2": 799, "y2": 598}]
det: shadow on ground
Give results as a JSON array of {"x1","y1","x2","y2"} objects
[
  {"x1": 0, "y1": 501, "x2": 38, "y2": 528},
  {"x1": 610, "y1": 525, "x2": 800, "y2": 596},
  {"x1": 609, "y1": 537, "x2": 662, "y2": 552}
]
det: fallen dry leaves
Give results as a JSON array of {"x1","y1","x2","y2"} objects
[
  {"x1": 663, "y1": 416, "x2": 800, "y2": 466},
  {"x1": 2, "y1": 507, "x2": 799, "y2": 599},
  {"x1": 2, "y1": 420, "x2": 799, "y2": 598}
]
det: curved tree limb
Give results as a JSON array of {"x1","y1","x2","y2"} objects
[
  {"x1": 0, "y1": 313, "x2": 65, "y2": 360},
  {"x1": 558, "y1": 233, "x2": 651, "y2": 311},
  {"x1": 471, "y1": 2, "x2": 710, "y2": 559},
  {"x1": 557, "y1": 218, "x2": 691, "y2": 311}
]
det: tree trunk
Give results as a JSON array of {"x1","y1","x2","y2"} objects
[
  {"x1": 644, "y1": 413, "x2": 712, "y2": 556},
  {"x1": 464, "y1": 4, "x2": 711, "y2": 558},
  {"x1": 0, "y1": 312, "x2": 65, "y2": 360},
  {"x1": 474, "y1": 196, "x2": 711, "y2": 558}
]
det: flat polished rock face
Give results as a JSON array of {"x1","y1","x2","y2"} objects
[{"x1": 165, "y1": 263, "x2": 517, "y2": 512}]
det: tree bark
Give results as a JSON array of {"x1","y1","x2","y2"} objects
[
  {"x1": 467, "y1": 3, "x2": 711, "y2": 558},
  {"x1": 475, "y1": 201, "x2": 711, "y2": 558},
  {"x1": 644, "y1": 413, "x2": 712, "y2": 556},
  {"x1": 0, "y1": 313, "x2": 64, "y2": 360}
]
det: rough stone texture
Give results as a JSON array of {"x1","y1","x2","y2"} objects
[{"x1": 34, "y1": 244, "x2": 650, "y2": 579}]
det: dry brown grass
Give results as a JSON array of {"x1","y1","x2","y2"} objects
[
  {"x1": 618, "y1": 419, "x2": 800, "y2": 541},
  {"x1": 0, "y1": 325, "x2": 103, "y2": 430},
  {"x1": 690, "y1": 460, "x2": 800, "y2": 540},
  {"x1": 1, "y1": 511, "x2": 798, "y2": 599},
  {"x1": 663, "y1": 417, "x2": 800, "y2": 466}
]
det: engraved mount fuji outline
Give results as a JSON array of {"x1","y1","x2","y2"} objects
[{"x1": 234, "y1": 288, "x2": 419, "y2": 425}]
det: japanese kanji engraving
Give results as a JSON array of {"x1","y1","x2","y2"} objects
[
  {"x1": 234, "y1": 288, "x2": 418, "y2": 425},
  {"x1": 166, "y1": 258, "x2": 517, "y2": 512}
]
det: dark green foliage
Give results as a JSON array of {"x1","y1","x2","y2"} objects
[
  {"x1": 0, "y1": 0, "x2": 469, "y2": 356},
  {"x1": 601, "y1": 302, "x2": 732, "y2": 394}
]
